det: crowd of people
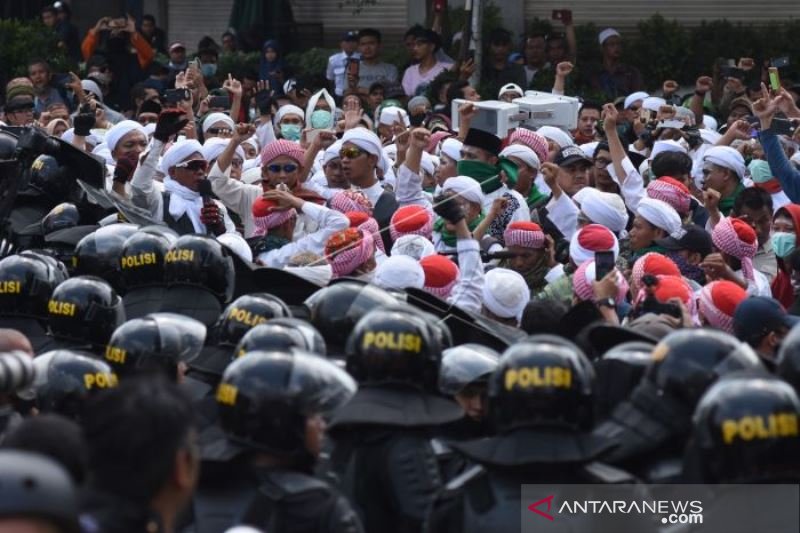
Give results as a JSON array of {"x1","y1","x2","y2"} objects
[{"x1": 2, "y1": 4, "x2": 800, "y2": 533}]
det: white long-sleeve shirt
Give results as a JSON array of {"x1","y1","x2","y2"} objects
[
  {"x1": 255, "y1": 202, "x2": 348, "y2": 268},
  {"x1": 130, "y1": 140, "x2": 236, "y2": 234},
  {"x1": 608, "y1": 156, "x2": 646, "y2": 212},
  {"x1": 394, "y1": 164, "x2": 433, "y2": 208},
  {"x1": 447, "y1": 238, "x2": 484, "y2": 314},
  {"x1": 546, "y1": 192, "x2": 580, "y2": 240}
]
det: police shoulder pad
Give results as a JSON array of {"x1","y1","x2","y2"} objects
[{"x1": 582, "y1": 461, "x2": 637, "y2": 484}]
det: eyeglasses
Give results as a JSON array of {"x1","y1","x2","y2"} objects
[
  {"x1": 266, "y1": 163, "x2": 299, "y2": 174},
  {"x1": 594, "y1": 157, "x2": 612, "y2": 168},
  {"x1": 174, "y1": 159, "x2": 208, "y2": 172},
  {"x1": 207, "y1": 127, "x2": 232, "y2": 136},
  {"x1": 339, "y1": 146, "x2": 367, "y2": 160}
]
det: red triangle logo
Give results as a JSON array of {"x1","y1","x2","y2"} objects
[{"x1": 528, "y1": 494, "x2": 555, "y2": 521}]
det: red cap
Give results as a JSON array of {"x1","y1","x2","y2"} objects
[
  {"x1": 252, "y1": 197, "x2": 279, "y2": 217},
  {"x1": 711, "y1": 280, "x2": 748, "y2": 316},
  {"x1": 578, "y1": 224, "x2": 615, "y2": 250},
  {"x1": 346, "y1": 211, "x2": 370, "y2": 227},
  {"x1": 420, "y1": 255, "x2": 459, "y2": 288},
  {"x1": 731, "y1": 217, "x2": 757, "y2": 245}
]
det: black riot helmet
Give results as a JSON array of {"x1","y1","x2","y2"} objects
[
  {"x1": 489, "y1": 340, "x2": 595, "y2": 432},
  {"x1": 0, "y1": 450, "x2": 79, "y2": 533},
  {"x1": 215, "y1": 293, "x2": 291, "y2": 347},
  {"x1": 28, "y1": 154, "x2": 70, "y2": 201},
  {"x1": 20, "y1": 250, "x2": 69, "y2": 285},
  {"x1": 163, "y1": 234, "x2": 235, "y2": 304},
  {"x1": 594, "y1": 341, "x2": 654, "y2": 420},
  {"x1": 305, "y1": 281, "x2": 398, "y2": 352},
  {"x1": 105, "y1": 313, "x2": 206, "y2": 382},
  {"x1": 776, "y1": 325, "x2": 800, "y2": 395},
  {"x1": 119, "y1": 231, "x2": 175, "y2": 290},
  {"x1": 345, "y1": 307, "x2": 441, "y2": 390},
  {"x1": 269, "y1": 317, "x2": 327, "y2": 356},
  {"x1": 0, "y1": 253, "x2": 61, "y2": 319},
  {"x1": 33, "y1": 350, "x2": 119, "y2": 420},
  {"x1": 73, "y1": 224, "x2": 138, "y2": 293},
  {"x1": 47, "y1": 276, "x2": 125, "y2": 350},
  {"x1": 645, "y1": 329, "x2": 762, "y2": 410},
  {"x1": 234, "y1": 323, "x2": 312, "y2": 358},
  {"x1": 216, "y1": 350, "x2": 356, "y2": 457},
  {"x1": 688, "y1": 375, "x2": 800, "y2": 482},
  {"x1": 439, "y1": 343, "x2": 500, "y2": 396},
  {"x1": 41, "y1": 202, "x2": 80, "y2": 235}
]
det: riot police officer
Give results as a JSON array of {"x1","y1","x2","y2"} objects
[
  {"x1": 191, "y1": 350, "x2": 362, "y2": 533},
  {"x1": 326, "y1": 307, "x2": 463, "y2": 533},
  {"x1": 119, "y1": 226, "x2": 177, "y2": 319},
  {"x1": 776, "y1": 324, "x2": 800, "y2": 396},
  {"x1": 104, "y1": 313, "x2": 206, "y2": 382},
  {"x1": 424, "y1": 339, "x2": 652, "y2": 533},
  {"x1": 593, "y1": 329, "x2": 763, "y2": 482},
  {"x1": 73, "y1": 223, "x2": 139, "y2": 294},
  {"x1": 438, "y1": 343, "x2": 499, "y2": 439},
  {"x1": 592, "y1": 341, "x2": 653, "y2": 422},
  {"x1": 47, "y1": 276, "x2": 125, "y2": 355}
]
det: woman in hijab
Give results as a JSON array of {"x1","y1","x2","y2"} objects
[{"x1": 259, "y1": 40, "x2": 287, "y2": 95}]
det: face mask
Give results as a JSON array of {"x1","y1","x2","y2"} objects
[
  {"x1": 310, "y1": 109, "x2": 333, "y2": 129},
  {"x1": 201, "y1": 63, "x2": 218, "y2": 77},
  {"x1": 771, "y1": 231, "x2": 796, "y2": 258},
  {"x1": 280, "y1": 123, "x2": 302, "y2": 141}
]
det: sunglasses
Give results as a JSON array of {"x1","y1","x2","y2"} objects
[
  {"x1": 207, "y1": 127, "x2": 232, "y2": 136},
  {"x1": 174, "y1": 159, "x2": 208, "y2": 172},
  {"x1": 266, "y1": 163, "x2": 299, "y2": 173},
  {"x1": 339, "y1": 146, "x2": 367, "y2": 159}
]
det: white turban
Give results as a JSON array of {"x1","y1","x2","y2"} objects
[
  {"x1": 91, "y1": 144, "x2": 114, "y2": 166},
  {"x1": 642, "y1": 96, "x2": 666, "y2": 112},
  {"x1": 537, "y1": 126, "x2": 574, "y2": 149},
  {"x1": 392, "y1": 234, "x2": 436, "y2": 260},
  {"x1": 636, "y1": 197, "x2": 685, "y2": 239},
  {"x1": 241, "y1": 166, "x2": 263, "y2": 185},
  {"x1": 482, "y1": 268, "x2": 530, "y2": 323},
  {"x1": 217, "y1": 233, "x2": 253, "y2": 263},
  {"x1": 699, "y1": 129, "x2": 723, "y2": 146},
  {"x1": 576, "y1": 188, "x2": 628, "y2": 234},
  {"x1": 161, "y1": 139, "x2": 204, "y2": 172},
  {"x1": 379, "y1": 107, "x2": 410, "y2": 128},
  {"x1": 598, "y1": 28, "x2": 621, "y2": 45},
  {"x1": 442, "y1": 176, "x2": 484, "y2": 206},
  {"x1": 323, "y1": 140, "x2": 344, "y2": 165},
  {"x1": 702, "y1": 115, "x2": 719, "y2": 131},
  {"x1": 105, "y1": 120, "x2": 147, "y2": 154},
  {"x1": 81, "y1": 79, "x2": 103, "y2": 102},
  {"x1": 242, "y1": 135, "x2": 259, "y2": 153},
  {"x1": 649, "y1": 139, "x2": 687, "y2": 161},
  {"x1": 420, "y1": 152, "x2": 436, "y2": 176},
  {"x1": 342, "y1": 127, "x2": 383, "y2": 157},
  {"x1": 274, "y1": 104, "x2": 305, "y2": 125},
  {"x1": 383, "y1": 144, "x2": 398, "y2": 162},
  {"x1": 374, "y1": 255, "x2": 426, "y2": 291},
  {"x1": 569, "y1": 224, "x2": 620, "y2": 266},
  {"x1": 201, "y1": 112, "x2": 235, "y2": 134},
  {"x1": 624, "y1": 91, "x2": 649, "y2": 110},
  {"x1": 703, "y1": 146, "x2": 746, "y2": 180},
  {"x1": 143, "y1": 123, "x2": 156, "y2": 137},
  {"x1": 440, "y1": 138, "x2": 463, "y2": 162},
  {"x1": 500, "y1": 144, "x2": 540, "y2": 170},
  {"x1": 201, "y1": 137, "x2": 245, "y2": 163}
]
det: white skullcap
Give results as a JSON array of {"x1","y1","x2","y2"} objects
[
  {"x1": 598, "y1": 28, "x2": 621, "y2": 45},
  {"x1": 702, "y1": 115, "x2": 719, "y2": 131},
  {"x1": 161, "y1": 139, "x2": 204, "y2": 171},
  {"x1": 201, "y1": 137, "x2": 245, "y2": 163},
  {"x1": 442, "y1": 176, "x2": 484, "y2": 206},
  {"x1": 105, "y1": 120, "x2": 147, "y2": 153},
  {"x1": 81, "y1": 79, "x2": 103, "y2": 102},
  {"x1": 440, "y1": 138, "x2": 463, "y2": 162},
  {"x1": 143, "y1": 123, "x2": 156, "y2": 137},
  {"x1": 642, "y1": 97, "x2": 666, "y2": 112},
  {"x1": 323, "y1": 140, "x2": 344, "y2": 165},
  {"x1": 577, "y1": 188, "x2": 628, "y2": 234},
  {"x1": 482, "y1": 268, "x2": 530, "y2": 322},
  {"x1": 242, "y1": 135, "x2": 259, "y2": 152},
  {"x1": 342, "y1": 127, "x2": 383, "y2": 156},
  {"x1": 274, "y1": 104, "x2": 305, "y2": 124},
  {"x1": 374, "y1": 255, "x2": 426, "y2": 291},
  {"x1": 649, "y1": 139, "x2": 687, "y2": 161},
  {"x1": 392, "y1": 234, "x2": 436, "y2": 260},
  {"x1": 636, "y1": 197, "x2": 685, "y2": 239},
  {"x1": 379, "y1": 107, "x2": 410, "y2": 128},
  {"x1": 579, "y1": 142, "x2": 599, "y2": 160},
  {"x1": 703, "y1": 145, "x2": 746, "y2": 179},
  {"x1": 201, "y1": 112, "x2": 235, "y2": 134},
  {"x1": 624, "y1": 91, "x2": 650, "y2": 110},
  {"x1": 569, "y1": 224, "x2": 620, "y2": 266},
  {"x1": 500, "y1": 144, "x2": 540, "y2": 170},
  {"x1": 420, "y1": 152, "x2": 436, "y2": 176},
  {"x1": 217, "y1": 233, "x2": 253, "y2": 263},
  {"x1": 241, "y1": 166, "x2": 263, "y2": 185},
  {"x1": 499, "y1": 83, "x2": 524, "y2": 98},
  {"x1": 537, "y1": 126, "x2": 574, "y2": 149}
]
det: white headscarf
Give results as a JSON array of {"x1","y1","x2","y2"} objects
[
  {"x1": 500, "y1": 144, "x2": 540, "y2": 170},
  {"x1": 703, "y1": 146, "x2": 746, "y2": 180},
  {"x1": 442, "y1": 176, "x2": 484, "y2": 206},
  {"x1": 536, "y1": 126, "x2": 574, "y2": 149},
  {"x1": 105, "y1": 120, "x2": 147, "y2": 154},
  {"x1": 201, "y1": 137, "x2": 245, "y2": 164},
  {"x1": 304, "y1": 89, "x2": 336, "y2": 128},
  {"x1": 201, "y1": 112, "x2": 235, "y2": 134},
  {"x1": 342, "y1": 127, "x2": 383, "y2": 156},
  {"x1": 161, "y1": 139, "x2": 206, "y2": 233},
  {"x1": 636, "y1": 197, "x2": 685, "y2": 239}
]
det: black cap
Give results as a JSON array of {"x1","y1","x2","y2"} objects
[
  {"x1": 554, "y1": 145, "x2": 591, "y2": 167},
  {"x1": 733, "y1": 296, "x2": 799, "y2": 344},
  {"x1": 655, "y1": 224, "x2": 713, "y2": 257},
  {"x1": 138, "y1": 99, "x2": 162, "y2": 116},
  {"x1": 463, "y1": 128, "x2": 502, "y2": 157},
  {"x1": 342, "y1": 30, "x2": 359, "y2": 42}
]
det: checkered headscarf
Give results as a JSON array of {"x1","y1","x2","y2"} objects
[
  {"x1": 330, "y1": 189, "x2": 373, "y2": 215},
  {"x1": 711, "y1": 217, "x2": 758, "y2": 283},
  {"x1": 509, "y1": 129, "x2": 549, "y2": 164},
  {"x1": 260, "y1": 139, "x2": 305, "y2": 166},
  {"x1": 503, "y1": 221, "x2": 545, "y2": 249},
  {"x1": 699, "y1": 280, "x2": 747, "y2": 333},
  {"x1": 390, "y1": 205, "x2": 434, "y2": 242},
  {"x1": 251, "y1": 198, "x2": 297, "y2": 237},
  {"x1": 420, "y1": 254, "x2": 460, "y2": 298},
  {"x1": 572, "y1": 259, "x2": 629, "y2": 305},
  {"x1": 346, "y1": 211, "x2": 385, "y2": 253},
  {"x1": 646, "y1": 177, "x2": 692, "y2": 216},
  {"x1": 325, "y1": 228, "x2": 375, "y2": 278}
]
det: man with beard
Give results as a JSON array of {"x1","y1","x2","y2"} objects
[{"x1": 499, "y1": 221, "x2": 561, "y2": 297}]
